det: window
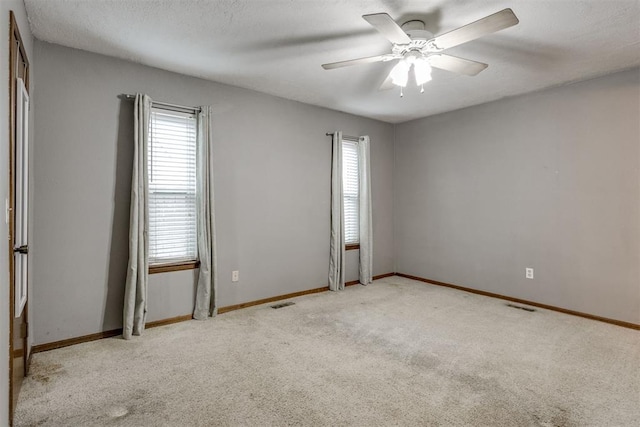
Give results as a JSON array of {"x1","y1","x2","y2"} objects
[
  {"x1": 342, "y1": 139, "x2": 359, "y2": 245},
  {"x1": 148, "y1": 107, "x2": 198, "y2": 266}
]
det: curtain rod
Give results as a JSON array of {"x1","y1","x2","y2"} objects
[
  {"x1": 326, "y1": 132, "x2": 359, "y2": 142},
  {"x1": 122, "y1": 94, "x2": 201, "y2": 113}
]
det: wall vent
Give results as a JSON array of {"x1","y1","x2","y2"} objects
[
  {"x1": 271, "y1": 302, "x2": 295, "y2": 309},
  {"x1": 506, "y1": 303, "x2": 536, "y2": 312}
]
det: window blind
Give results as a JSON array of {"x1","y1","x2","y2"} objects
[
  {"x1": 148, "y1": 108, "x2": 197, "y2": 264},
  {"x1": 342, "y1": 140, "x2": 359, "y2": 244}
]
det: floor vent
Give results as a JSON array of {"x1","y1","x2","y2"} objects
[
  {"x1": 271, "y1": 301, "x2": 295, "y2": 309},
  {"x1": 506, "y1": 303, "x2": 536, "y2": 312}
]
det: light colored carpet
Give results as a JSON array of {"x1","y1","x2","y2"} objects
[{"x1": 15, "y1": 276, "x2": 640, "y2": 426}]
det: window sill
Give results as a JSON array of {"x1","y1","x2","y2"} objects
[
  {"x1": 345, "y1": 244, "x2": 360, "y2": 251},
  {"x1": 149, "y1": 260, "x2": 200, "y2": 274}
]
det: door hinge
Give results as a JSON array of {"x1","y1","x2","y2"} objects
[{"x1": 20, "y1": 322, "x2": 28, "y2": 339}]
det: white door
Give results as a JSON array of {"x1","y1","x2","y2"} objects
[{"x1": 14, "y1": 77, "x2": 29, "y2": 317}]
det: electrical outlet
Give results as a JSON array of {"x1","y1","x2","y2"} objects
[
  {"x1": 232, "y1": 270, "x2": 239, "y2": 282},
  {"x1": 525, "y1": 268, "x2": 534, "y2": 279}
]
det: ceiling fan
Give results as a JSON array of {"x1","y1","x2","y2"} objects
[{"x1": 322, "y1": 8, "x2": 519, "y2": 95}]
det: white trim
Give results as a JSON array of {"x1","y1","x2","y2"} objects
[{"x1": 15, "y1": 77, "x2": 29, "y2": 317}]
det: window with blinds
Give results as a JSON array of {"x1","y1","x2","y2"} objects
[
  {"x1": 342, "y1": 139, "x2": 359, "y2": 245},
  {"x1": 148, "y1": 107, "x2": 197, "y2": 265}
]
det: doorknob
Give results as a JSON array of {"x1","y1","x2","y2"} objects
[{"x1": 14, "y1": 245, "x2": 28, "y2": 254}]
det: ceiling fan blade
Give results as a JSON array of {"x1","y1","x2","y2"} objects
[
  {"x1": 427, "y1": 8, "x2": 519, "y2": 51},
  {"x1": 428, "y1": 54, "x2": 488, "y2": 76},
  {"x1": 322, "y1": 54, "x2": 388, "y2": 70},
  {"x1": 362, "y1": 13, "x2": 411, "y2": 45}
]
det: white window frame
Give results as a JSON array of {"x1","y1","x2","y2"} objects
[
  {"x1": 148, "y1": 106, "x2": 198, "y2": 267},
  {"x1": 342, "y1": 138, "x2": 359, "y2": 246}
]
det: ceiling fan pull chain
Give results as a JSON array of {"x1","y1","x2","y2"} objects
[
  {"x1": 420, "y1": 84, "x2": 424, "y2": 94},
  {"x1": 400, "y1": 86, "x2": 404, "y2": 97}
]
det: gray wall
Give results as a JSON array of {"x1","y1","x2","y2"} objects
[
  {"x1": 394, "y1": 68, "x2": 640, "y2": 324},
  {"x1": 30, "y1": 41, "x2": 639, "y2": 349},
  {"x1": 32, "y1": 42, "x2": 394, "y2": 345},
  {"x1": 0, "y1": 3, "x2": 34, "y2": 424}
]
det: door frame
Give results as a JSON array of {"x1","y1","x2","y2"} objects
[{"x1": 8, "y1": 10, "x2": 30, "y2": 426}]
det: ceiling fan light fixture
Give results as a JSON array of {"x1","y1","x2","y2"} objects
[
  {"x1": 390, "y1": 59, "x2": 410, "y2": 87},
  {"x1": 414, "y1": 57, "x2": 432, "y2": 86},
  {"x1": 322, "y1": 8, "x2": 520, "y2": 97}
]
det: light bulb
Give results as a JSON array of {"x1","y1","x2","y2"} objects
[
  {"x1": 414, "y1": 57, "x2": 432, "y2": 86},
  {"x1": 390, "y1": 60, "x2": 410, "y2": 87}
]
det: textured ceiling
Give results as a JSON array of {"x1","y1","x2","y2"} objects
[{"x1": 24, "y1": 0, "x2": 640, "y2": 123}]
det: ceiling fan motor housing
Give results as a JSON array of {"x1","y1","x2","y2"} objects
[{"x1": 393, "y1": 20, "x2": 438, "y2": 57}]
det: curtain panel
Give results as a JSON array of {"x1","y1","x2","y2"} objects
[
  {"x1": 328, "y1": 131, "x2": 346, "y2": 291},
  {"x1": 358, "y1": 136, "x2": 373, "y2": 285},
  {"x1": 193, "y1": 106, "x2": 219, "y2": 319},
  {"x1": 123, "y1": 94, "x2": 152, "y2": 340}
]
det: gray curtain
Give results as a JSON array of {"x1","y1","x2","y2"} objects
[
  {"x1": 123, "y1": 93, "x2": 151, "y2": 340},
  {"x1": 193, "y1": 106, "x2": 218, "y2": 319},
  {"x1": 328, "y1": 131, "x2": 346, "y2": 291},
  {"x1": 358, "y1": 136, "x2": 373, "y2": 285}
]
